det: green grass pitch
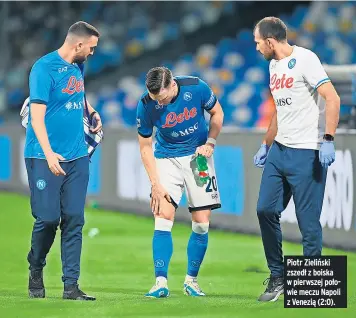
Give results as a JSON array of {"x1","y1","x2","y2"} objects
[{"x1": 0, "y1": 192, "x2": 355, "y2": 318}]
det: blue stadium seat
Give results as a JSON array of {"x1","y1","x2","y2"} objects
[
  {"x1": 6, "y1": 2, "x2": 356, "y2": 128},
  {"x1": 96, "y1": 2, "x2": 356, "y2": 128}
]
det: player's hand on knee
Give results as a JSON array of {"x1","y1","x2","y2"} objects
[
  {"x1": 195, "y1": 143, "x2": 214, "y2": 158},
  {"x1": 319, "y1": 141, "x2": 335, "y2": 168},
  {"x1": 150, "y1": 183, "x2": 171, "y2": 216},
  {"x1": 158, "y1": 196, "x2": 171, "y2": 217},
  {"x1": 45, "y1": 151, "x2": 66, "y2": 176},
  {"x1": 253, "y1": 144, "x2": 269, "y2": 168}
]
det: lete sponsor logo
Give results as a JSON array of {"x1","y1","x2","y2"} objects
[
  {"x1": 270, "y1": 73, "x2": 294, "y2": 92},
  {"x1": 62, "y1": 76, "x2": 84, "y2": 95},
  {"x1": 281, "y1": 150, "x2": 354, "y2": 231},
  {"x1": 162, "y1": 107, "x2": 197, "y2": 128}
]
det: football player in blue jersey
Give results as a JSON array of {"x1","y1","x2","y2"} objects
[
  {"x1": 25, "y1": 21, "x2": 102, "y2": 300},
  {"x1": 136, "y1": 67, "x2": 224, "y2": 297}
]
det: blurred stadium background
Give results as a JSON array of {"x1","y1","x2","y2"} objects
[
  {"x1": 0, "y1": 1, "x2": 355, "y2": 128},
  {"x1": 1, "y1": 1, "x2": 356, "y2": 316}
]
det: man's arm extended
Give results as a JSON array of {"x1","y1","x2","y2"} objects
[
  {"x1": 86, "y1": 99, "x2": 96, "y2": 115},
  {"x1": 207, "y1": 101, "x2": 224, "y2": 140},
  {"x1": 317, "y1": 81, "x2": 340, "y2": 136},
  {"x1": 31, "y1": 103, "x2": 65, "y2": 176},
  {"x1": 262, "y1": 109, "x2": 277, "y2": 146},
  {"x1": 196, "y1": 101, "x2": 224, "y2": 158},
  {"x1": 138, "y1": 135, "x2": 159, "y2": 186}
]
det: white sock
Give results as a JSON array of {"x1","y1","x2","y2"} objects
[
  {"x1": 185, "y1": 274, "x2": 196, "y2": 282},
  {"x1": 156, "y1": 276, "x2": 167, "y2": 285}
]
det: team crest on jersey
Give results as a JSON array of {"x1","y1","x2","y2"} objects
[
  {"x1": 184, "y1": 92, "x2": 192, "y2": 101},
  {"x1": 288, "y1": 58, "x2": 296, "y2": 69}
]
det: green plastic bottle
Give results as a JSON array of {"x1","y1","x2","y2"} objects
[{"x1": 196, "y1": 154, "x2": 210, "y2": 184}]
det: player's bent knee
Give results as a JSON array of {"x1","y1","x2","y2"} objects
[
  {"x1": 61, "y1": 214, "x2": 85, "y2": 228},
  {"x1": 155, "y1": 217, "x2": 174, "y2": 232},
  {"x1": 38, "y1": 217, "x2": 60, "y2": 230},
  {"x1": 303, "y1": 225, "x2": 321, "y2": 241},
  {"x1": 191, "y1": 209, "x2": 211, "y2": 223},
  {"x1": 192, "y1": 221, "x2": 209, "y2": 234},
  {"x1": 256, "y1": 203, "x2": 278, "y2": 218}
]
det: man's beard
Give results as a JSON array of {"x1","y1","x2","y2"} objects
[
  {"x1": 73, "y1": 55, "x2": 87, "y2": 64},
  {"x1": 264, "y1": 50, "x2": 276, "y2": 61}
]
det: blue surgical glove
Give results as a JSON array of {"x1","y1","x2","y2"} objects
[
  {"x1": 319, "y1": 141, "x2": 335, "y2": 169},
  {"x1": 253, "y1": 144, "x2": 270, "y2": 168}
]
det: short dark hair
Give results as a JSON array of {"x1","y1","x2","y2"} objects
[
  {"x1": 68, "y1": 21, "x2": 100, "y2": 38},
  {"x1": 145, "y1": 67, "x2": 173, "y2": 95},
  {"x1": 254, "y1": 17, "x2": 287, "y2": 42}
]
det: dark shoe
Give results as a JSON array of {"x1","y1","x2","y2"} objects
[
  {"x1": 258, "y1": 275, "x2": 284, "y2": 302},
  {"x1": 63, "y1": 284, "x2": 96, "y2": 301},
  {"x1": 29, "y1": 270, "x2": 45, "y2": 298}
]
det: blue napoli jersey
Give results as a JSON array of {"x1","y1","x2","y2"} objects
[
  {"x1": 24, "y1": 50, "x2": 87, "y2": 161},
  {"x1": 136, "y1": 76, "x2": 217, "y2": 158}
]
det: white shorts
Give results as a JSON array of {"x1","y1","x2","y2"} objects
[{"x1": 155, "y1": 154, "x2": 221, "y2": 212}]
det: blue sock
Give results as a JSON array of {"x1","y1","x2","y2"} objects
[
  {"x1": 153, "y1": 230, "x2": 173, "y2": 278},
  {"x1": 187, "y1": 232, "x2": 208, "y2": 277}
]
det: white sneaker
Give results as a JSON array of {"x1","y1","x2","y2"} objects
[
  {"x1": 183, "y1": 278, "x2": 206, "y2": 296},
  {"x1": 145, "y1": 281, "x2": 170, "y2": 298}
]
